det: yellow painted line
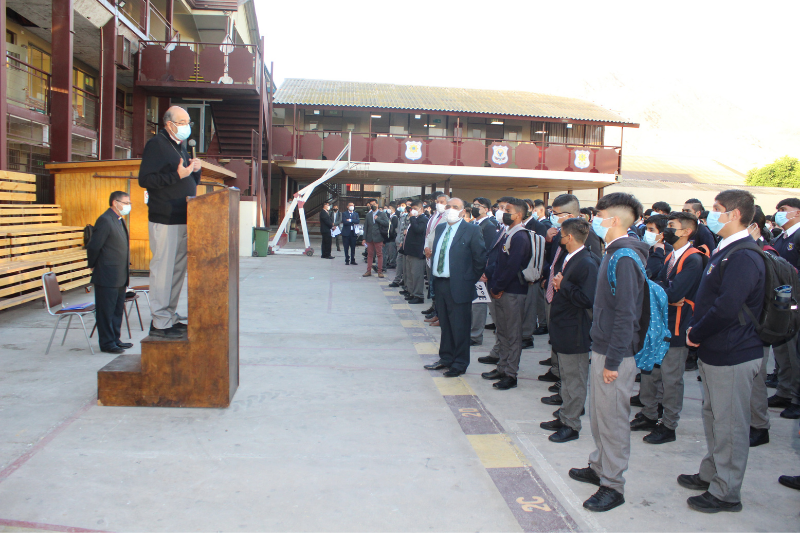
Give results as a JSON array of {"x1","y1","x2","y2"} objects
[
  {"x1": 432, "y1": 376, "x2": 475, "y2": 396},
  {"x1": 467, "y1": 434, "x2": 530, "y2": 469},
  {"x1": 401, "y1": 320, "x2": 424, "y2": 328},
  {"x1": 378, "y1": 281, "x2": 390, "y2": 286},
  {"x1": 392, "y1": 303, "x2": 409, "y2": 310},
  {"x1": 414, "y1": 342, "x2": 439, "y2": 354}
]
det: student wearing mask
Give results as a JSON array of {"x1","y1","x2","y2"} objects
[
  {"x1": 401, "y1": 201, "x2": 429, "y2": 304},
  {"x1": 679, "y1": 189, "x2": 765, "y2": 513},
  {"x1": 521, "y1": 199, "x2": 548, "y2": 349},
  {"x1": 331, "y1": 204, "x2": 342, "y2": 252},
  {"x1": 652, "y1": 201, "x2": 671, "y2": 216},
  {"x1": 422, "y1": 193, "x2": 449, "y2": 318},
  {"x1": 767, "y1": 198, "x2": 800, "y2": 419},
  {"x1": 633, "y1": 211, "x2": 704, "y2": 445},
  {"x1": 683, "y1": 199, "x2": 717, "y2": 253},
  {"x1": 342, "y1": 202, "x2": 359, "y2": 266},
  {"x1": 539, "y1": 217, "x2": 599, "y2": 443},
  {"x1": 643, "y1": 214, "x2": 672, "y2": 279},
  {"x1": 470, "y1": 197, "x2": 499, "y2": 346},
  {"x1": 389, "y1": 200, "x2": 409, "y2": 288},
  {"x1": 362, "y1": 199, "x2": 390, "y2": 278},
  {"x1": 568, "y1": 192, "x2": 648, "y2": 513},
  {"x1": 480, "y1": 199, "x2": 532, "y2": 390},
  {"x1": 319, "y1": 201, "x2": 334, "y2": 260},
  {"x1": 384, "y1": 204, "x2": 399, "y2": 270}
]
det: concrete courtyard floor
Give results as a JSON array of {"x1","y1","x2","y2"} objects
[{"x1": 0, "y1": 237, "x2": 798, "y2": 532}]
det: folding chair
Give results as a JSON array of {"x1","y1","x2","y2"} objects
[
  {"x1": 130, "y1": 285, "x2": 150, "y2": 312},
  {"x1": 90, "y1": 291, "x2": 142, "y2": 339},
  {"x1": 43, "y1": 272, "x2": 96, "y2": 355}
]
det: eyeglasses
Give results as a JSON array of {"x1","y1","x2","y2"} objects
[
  {"x1": 170, "y1": 120, "x2": 194, "y2": 127},
  {"x1": 116, "y1": 200, "x2": 131, "y2": 205}
]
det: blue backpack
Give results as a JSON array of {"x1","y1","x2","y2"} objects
[{"x1": 607, "y1": 248, "x2": 671, "y2": 371}]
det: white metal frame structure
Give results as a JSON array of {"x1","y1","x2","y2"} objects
[{"x1": 269, "y1": 133, "x2": 363, "y2": 255}]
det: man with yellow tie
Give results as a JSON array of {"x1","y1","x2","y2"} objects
[{"x1": 422, "y1": 198, "x2": 487, "y2": 377}]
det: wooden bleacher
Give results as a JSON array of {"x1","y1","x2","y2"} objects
[{"x1": 0, "y1": 171, "x2": 91, "y2": 311}]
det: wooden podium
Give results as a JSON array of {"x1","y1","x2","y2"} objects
[{"x1": 97, "y1": 188, "x2": 240, "y2": 407}]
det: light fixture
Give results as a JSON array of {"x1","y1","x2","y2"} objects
[
  {"x1": 313, "y1": 110, "x2": 320, "y2": 115},
  {"x1": 371, "y1": 114, "x2": 382, "y2": 118},
  {"x1": 491, "y1": 120, "x2": 504, "y2": 125},
  {"x1": 415, "y1": 114, "x2": 421, "y2": 119},
  {"x1": 535, "y1": 130, "x2": 547, "y2": 134},
  {"x1": 428, "y1": 124, "x2": 436, "y2": 128},
  {"x1": 566, "y1": 123, "x2": 573, "y2": 129}
]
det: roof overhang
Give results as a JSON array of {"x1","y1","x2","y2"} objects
[{"x1": 275, "y1": 160, "x2": 618, "y2": 192}]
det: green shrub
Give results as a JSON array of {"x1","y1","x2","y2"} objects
[{"x1": 746, "y1": 156, "x2": 800, "y2": 188}]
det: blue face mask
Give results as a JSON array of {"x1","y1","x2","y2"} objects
[
  {"x1": 550, "y1": 213, "x2": 562, "y2": 228},
  {"x1": 774, "y1": 211, "x2": 794, "y2": 228},
  {"x1": 642, "y1": 230, "x2": 658, "y2": 247},
  {"x1": 706, "y1": 211, "x2": 731, "y2": 235},
  {"x1": 592, "y1": 216, "x2": 609, "y2": 241}
]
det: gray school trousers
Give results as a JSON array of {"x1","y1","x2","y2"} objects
[
  {"x1": 640, "y1": 346, "x2": 689, "y2": 430},
  {"x1": 405, "y1": 255, "x2": 426, "y2": 299},
  {"x1": 148, "y1": 222, "x2": 188, "y2": 330},
  {"x1": 698, "y1": 357, "x2": 761, "y2": 503},
  {"x1": 522, "y1": 282, "x2": 536, "y2": 340},
  {"x1": 773, "y1": 335, "x2": 799, "y2": 405},
  {"x1": 393, "y1": 251, "x2": 405, "y2": 285},
  {"x1": 490, "y1": 293, "x2": 525, "y2": 379},
  {"x1": 545, "y1": 300, "x2": 560, "y2": 378},
  {"x1": 558, "y1": 351, "x2": 590, "y2": 431},
  {"x1": 588, "y1": 353, "x2": 637, "y2": 494},
  {"x1": 750, "y1": 346, "x2": 771, "y2": 430},
  {"x1": 471, "y1": 302, "x2": 488, "y2": 344}
]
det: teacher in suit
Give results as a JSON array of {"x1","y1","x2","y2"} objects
[
  {"x1": 86, "y1": 191, "x2": 133, "y2": 355},
  {"x1": 342, "y1": 202, "x2": 359, "y2": 265},
  {"x1": 319, "y1": 201, "x2": 334, "y2": 259},
  {"x1": 423, "y1": 198, "x2": 487, "y2": 377}
]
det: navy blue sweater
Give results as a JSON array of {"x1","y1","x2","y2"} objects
[
  {"x1": 687, "y1": 238, "x2": 765, "y2": 366},
  {"x1": 487, "y1": 227, "x2": 531, "y2": 295},
  {"x1": 654, "y1": 247, "x2": 704, "y2": 347},
  {"x1": 772, "y1": 228, "x2": 800, "y2": 268}
]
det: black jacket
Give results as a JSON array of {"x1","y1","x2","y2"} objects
[
  {"x1": 646, "y1": 243, "x2": 673, "y2": 280},
  {"x1": 431, "y1": 221, "x2": 487, "y2": 303},
  {"x1": 320, "y1": 209, "x2": 333, "y2": 234},
  {"x1": 138, "y1": 129, "x2": 202, "y2": 225},
  {"x1": 87, "y1": 208, "x2": 130, "y2": 288},
  {"x1": 478, "y1": 217, "x2": 500, "y2": 257},
  {"x1": 654, "y1": 246, "x2": 704, "y2": 347},
  {"x1": 692, "y1": 223, "x2": 718, "y2": 254},
  {"x1": 364, "y1": 208, "x2": 390, "y2": 243},
  {"x1": 487, "y1": 227, "x2": 532, "y2": 296},
  {"x1": 402, "y1": 214, "x2": 429, "y2": 258},
  {"x1": 544, "y1": 228, "x2": 603, "y2": 280},
  {"x1": 550, "y1": 248, "x2": 599, "y2": 354}
]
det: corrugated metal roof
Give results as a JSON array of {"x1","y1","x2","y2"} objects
[{"x1": 273, "y1": 79, "x2": 636, "y2": 125}]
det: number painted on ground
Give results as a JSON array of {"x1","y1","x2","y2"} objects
[
  {"x1": 458, "y1": 408, "x2": 482, "y2": 417},
  {"x1": 516, "y1": 496, "x2": 551, "y2": 512}
]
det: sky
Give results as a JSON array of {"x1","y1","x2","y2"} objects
[{"x1": 254, "y1": 0, "x2": 800, "y2": 168}]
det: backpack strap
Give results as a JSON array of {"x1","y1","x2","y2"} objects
[
  {"x1": 669, "y1": 247, "x2": 702, "y2": 336},
  {"x1": 607, "y1": 248, "x2": 646, "y2": 296}
]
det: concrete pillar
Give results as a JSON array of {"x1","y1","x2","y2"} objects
[
  {"x1": 99, "y1": 18, "x2": 117, "y2": 160},
  {"x1": 51, "y1": 0, "x2": 74, "y2": 162},
  {"x1": 131, "y1": 52, "x2": 147, "y2": 157},
  {"x1": 0, "y1": 0, "x2": 7, "y2": 170}
]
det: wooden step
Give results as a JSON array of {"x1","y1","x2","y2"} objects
[{"x1": 98, "y1": 353, "x2": 144, "y2": 407}]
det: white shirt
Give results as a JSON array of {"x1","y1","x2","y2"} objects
[
  {"x1": 785, "y1": 221, "x2": 800, "y2": 237},
  {"x1": 562, "y1": 245, "x2": 585, "y2": 271},
  {"x1": 475, "y1": 215, "x2": 490, "y2": 225},
  {"x1": 672, "y1": 241, "x2": 692, "y2": 261},
  {"x1": 716, "y1": 229, "x2": 750, "y2": 253},
  {"x1": 432, "y1": 219, "x2": 463, "y2": 278}
]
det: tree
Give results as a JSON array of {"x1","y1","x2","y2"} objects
[{"x1": 746, "y1": 156, "x2": 800, "y2": 188}]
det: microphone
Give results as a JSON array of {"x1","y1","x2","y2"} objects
[{"x1": 188, "y1": 139, "x2": 197, "y2": 160}]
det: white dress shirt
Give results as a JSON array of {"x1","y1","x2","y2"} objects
[
  {"x1": 716, "y1": 229, "x2": 750, "y2": 253},
  {"x1": 432, "y1": 219, "x2": 463, "y2": 278}
]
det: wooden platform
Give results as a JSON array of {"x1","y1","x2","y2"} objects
[{"x1": 97, "y1": 189, "x2": 240, "y2": 408}]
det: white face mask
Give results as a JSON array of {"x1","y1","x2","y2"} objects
[
  {"x1": 436, "y1": 203, "x2": 446, "y2": 214},
  {"x1": 173, "y1": 123, "x2": 191, "y2": 141},
  {"x1": 348, "y1": 206, "x2": 354, "y2": 211},
  {"x1": 119, "y1": 204, "x2": 131, "y2": 216},
  {"x1": 410, "y1": 209, "x2": 419, "y2": 216},
  {"x1": 495, "y1": 210, "x2": 503, "y2": 219},
  {"x1": 445, "y1": 208, "x2": 462, "y2": 224}
]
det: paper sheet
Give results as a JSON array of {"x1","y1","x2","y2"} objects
[{"x1": 473, "y1": 281, "x2": 491, "y2": 304}]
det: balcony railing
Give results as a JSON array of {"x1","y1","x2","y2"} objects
[
  {"x1": 72, "y1": 87, "x2": 98, "y2": 131},
  {"x1": 6, "y1": 55, "x2": 50, "y2": 114},
  {"x1": 137, "y1": 41, "x2": 261, "y2": 88},
  {"x1": 271, "y1": 128, "x2": 622, "y2": 175},
  {"x1": 116, "y1": 106, "x2": 133, "y2": 143}
]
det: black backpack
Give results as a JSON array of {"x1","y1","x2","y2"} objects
[
  {"x1": 83, "y1": 224, "x2": 94, "y2": 248},
  {"x1": 721, "y1": 239, "x2": 800, "y2": 345}
]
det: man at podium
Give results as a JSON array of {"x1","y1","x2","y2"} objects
[{"x1": 138, "y1": 106, "x2": 201, "y2": 338}]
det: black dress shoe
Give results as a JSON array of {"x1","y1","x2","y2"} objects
[
  {"x1": 768, "y1": 394, "x2": 792, "y2": 408},
  {"x1": 388, "y1": 282, "x2": 400, "y2": 287},
  {"x1": 555, "y1": 407, "x2": 584, "y2": 418},
  {"x1": 550, "y1": 426, "x2": 579, "y2": 443},
  {"x1": 539, "y1": 357, "x2": 552, "y2": 366},
  {"x1": 493, "y1": 376, "x2": 517, "y2": 390},
  {"x1": 749, "y1": 427, "x2": 769, "y2": 447},
  {"x1": 404, "y1": 294, "x2": 415, "y2": 300},
  {"x1": 421, "y1": 306, "x2": 435, "y2": 315},
  {"x1": 569, "y1": 466, "x2": 601, "y2": 486},
  {"x1": 548, "y1": 381, "x2": 561, "y2": 393},
  {"x1": 481, "y1": 369, "x2": 505, "y2": 380},
  {"x1": 101, "y1": 346, "x2": 125, "y2": 354},
  {"x1": 780, "y1": 404, "x2": 800, "y2": 419},
  {"x1": 424, "y1": 361, "x2": 448, "y2": 370},
  {"x1": 425, "y1": 312, "x2": 437, "y2": 319},
  {"x1": 533, "y1": 326, "x2": 548, "y2": 335},
  {"x1": 351, "y1": 261, "x2": 359, "y2": 265},
  {"x1": 630, "y1": 415, "x2": 658, "y2": 431},
  {"x1": 643, "y1": 423, "x2": 676, "y2": 444},
  {"x1": 635, "y1": 373, "x2": 641, "y2": 383},
  {"x1": 765, "y1": 372, "x2": 778, "y2": 388},
  {"x1": 443, "y1": 369, "x2": 465, "y2": 378},
  {"x1": 408, "y1": 297, "x2": 424, "y2": 304},
  {"x1": 470, "y1": 340, "x2": 481, "y2": 346},
  {"x1": 584, "y1": 486, "x2": 625, "y2": 512},
  {"x1": 540, "y1": 419, "x2": 564, "y2": 430},
  {"x1": 521, "y1": 338, "x2": 534, "y2": 349},
  {"x1": 116, "y1": 342, "x2": 134, "y2": 349},
  {"x1": 345, "y1": 261, "x2": 350, "y2": 265},
  {"x1": 687, "y1": 491, "x2": 742, "y2": 513},
  {"x1": 630, "y1": 394, "x2": 644, "y2": 407},
  {"x1": 485, "y1": 323, "x2": 496, "y2": 330},
  {"x1": 149, "y1": 326, "x2": 182, "y2": 338},
  {"x1": 538, "y1": 369, "x2": 559, "y2": 382},
  {"x1": 778, "y1": 475, "x2": 800, "y2": 490},
  {"x1": 478, "y1": 355, "x2": 500, "y2": 364},
  {"x1": 541, "y1": 394, "x2": 563, "y2": 405},
  {"x1": 172, "y1": 322, "x2": 187, "y2": 330},
  {"x1": 677, "y1": 473, "x2": 710, "y2": 491},
  {"x1": 399, "y1": 290, "x2": 410, "y2": 296}
]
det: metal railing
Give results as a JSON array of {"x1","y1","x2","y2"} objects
[
  {"x1": 6, "y1": 55, "x2": 50, "y2": 114},
  {"x1": 137, "y1": 40, "x2": 261, "y2": 87},
  {"x1": 72, "y1": 86, "x2": 98, "y2": 131}
]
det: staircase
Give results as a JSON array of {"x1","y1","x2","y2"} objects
[{"x1": 209, "y1": 100, "x2": 266, "y2": 158}]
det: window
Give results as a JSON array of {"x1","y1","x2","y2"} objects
[{"x1": 6, "y1": 30, "x2": 16, "y2": 45}]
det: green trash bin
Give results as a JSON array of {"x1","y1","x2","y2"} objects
[{"x1": 253, "y1": 227, "x2": 270, "y2": 257}]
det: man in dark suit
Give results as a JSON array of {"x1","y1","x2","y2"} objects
[
  {"x1": 423, "y1": 198, "x2": 487, "y2": 377},
  {"x1": 469, "y1": 197, "x2": 499, "y2": 345},
  {"x1": 342, "y1": 202, "x2": 359, "y2": 265},
  {"x1": 331, "y1": 204, "x2": 342, "y2": 252},
  {"x1": 401, "y1": 200, "x2": 429, "y2": 304},
  {"x1": 540, "y1": 217, "x2": 599, "y2": 443},
  {"x1": 86, "y1": 191, "x2": 133, "y2": 355},
  {"x1": 319, "y1": 201, "x2": 334, "y2": 259}
]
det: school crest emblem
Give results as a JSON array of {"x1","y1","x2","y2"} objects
[
  {"x1": 789, "y1": 243, "x2": 795, "y2": 251},
  {"x1": 706, "y1": 264, "x2": 715, "y2": 275},
  {"x1": 405, "y1": 141, "x2": 422, "y2": 161},
  {"x1": 492, "y1": 145, "x2": 509, "y2": 165},
  {"x1": 574, "y1": 150, "x2": 591, "y2": 169}
]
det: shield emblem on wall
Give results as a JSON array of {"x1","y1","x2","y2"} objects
[
  {"x1": 405, "y1": 141, "x2": 423, "y2": 161},
  {"x1": 491, "y1": 145, "x2": 509, "y2": 165},
  {"x1": 573, "y1": 150, "x2": 591, "y2": 169}
]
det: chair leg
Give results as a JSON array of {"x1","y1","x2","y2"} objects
[
  {"x1": 78, "y1": 314, "x2": 94, "y2": 355},
  {"x1": 123, "y1": 303, "x2": 131, "y2": 339},
  {"x1": 144, "y1": 292, "x2": 151, "y2": 313},
  {"x1": 134, "y1": 299, "x2": 144, "y2": 331},
  {"x1": 61, "y1": 315, "x2": 74, "y2": 346},
  {"x1": 90, "y1": 322, "x2": 96, "y2": 338},
  {"x1": 46, "y1": 316, "x2": 63, "y2": 355}
]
